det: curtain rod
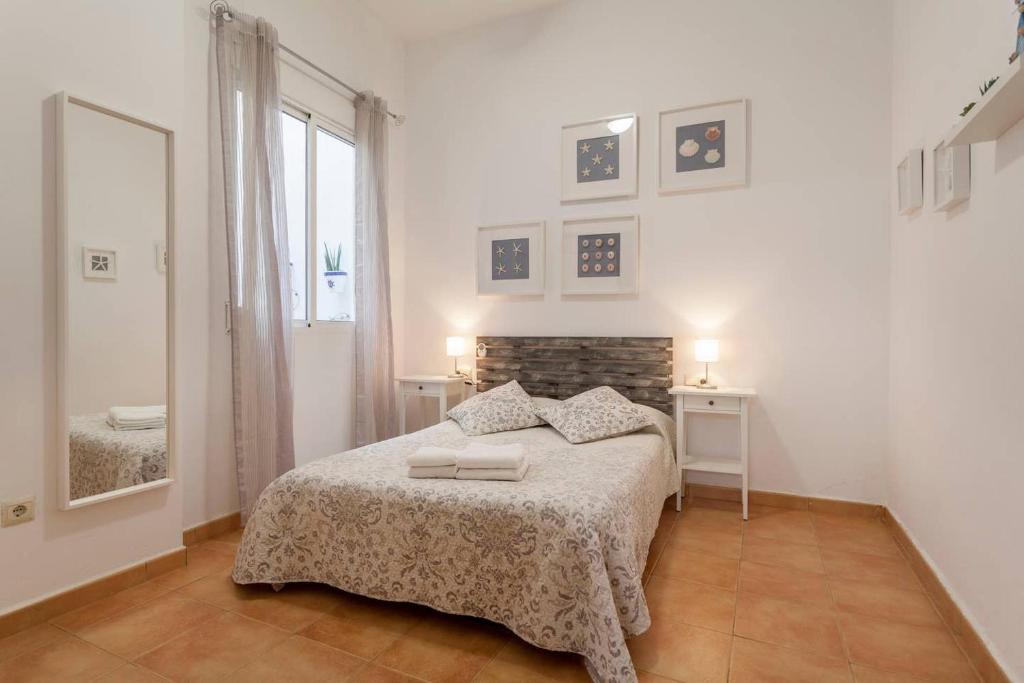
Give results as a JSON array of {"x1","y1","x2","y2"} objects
[{"x1": 210, "y1": 0, "x2": 405, "y2": 126}]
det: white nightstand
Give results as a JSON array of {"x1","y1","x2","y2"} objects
[
  {"x1": 397, "y1": 375, "x2": 468, "y2": 435},
  {"x1": 669, "y1": 385, "x2": 757, "y2": 519}
]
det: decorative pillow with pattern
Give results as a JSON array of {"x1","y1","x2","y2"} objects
[
  {"x1": 535, "y1": 386, "x2": 654, "y2": 444},
  {"x1": 447, "y1": 380, "x2": 545, "y2": 436}
]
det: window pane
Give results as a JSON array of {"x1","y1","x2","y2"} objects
[
  {"x1": 281, "y1": 111, "x2": 308, "y2": 321},
  {"x1": 315, "y1": 127, "x2": 355, "y2": 322}
]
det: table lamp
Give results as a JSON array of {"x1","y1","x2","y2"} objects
[
  {"x1": 694, "y1": 339, "x2": 719, "y2": 389},
  {"x1": 446, "y1": 336, "x2": 466, "y2": 378}
]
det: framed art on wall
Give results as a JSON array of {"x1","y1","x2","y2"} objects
[
  {"x1": 658, "y1": 99, "x2": 748, "y2": 194},
  {"x1": 561, "y1": 215, "x2": 638, "y2": 295},
  {"x1": 561, "y1": 114, "x2": 638, "y2": 202},
  {"x1": 477, "y1": 221, "x2": 545, "y2": 296},
  {"x1": 82, "y1": 247, "x2": 117, "y2": 281}
]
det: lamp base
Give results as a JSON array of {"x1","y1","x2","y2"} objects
[{"x1": 694, "y1": 377, "x2": 718, "y2": 390}]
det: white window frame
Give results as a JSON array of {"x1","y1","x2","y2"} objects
[{"x1": 282, "y1": 97, "x2": 356, "y2": 331}]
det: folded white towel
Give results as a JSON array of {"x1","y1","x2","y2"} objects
[
  {"x1": 407, "y1": 446, "x2": 459, "y2": 468},
  {"x1": 456, "y1": 443, "x2": 525, "y2": 470},
  {"x1": 107, "y1": 418, "x2": 165, "y2": 431},
  {"x1": 455, "y1": 461, "x2": 530, "y2": 482},
  {"x1": 408, "y1": 465, "x2": 457, "y2": 479},
  {"x1": 108, "y1": 405, "x2": 166, "y2": 426}
]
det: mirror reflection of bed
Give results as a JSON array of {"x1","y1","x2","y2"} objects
[{"x1": 59, "y1": 93, "x2": 173, "y2": 506}]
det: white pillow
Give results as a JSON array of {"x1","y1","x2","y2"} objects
[
  {"x1": 447, "y1": 380, "x2": 545, "y2": 436},
  {"x1": 535, "y1": 386, "x2": 654, "y2": 444}
]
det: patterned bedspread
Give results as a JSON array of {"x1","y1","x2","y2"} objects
[
  {"x1": 69, "y1": 414, "x2": 167, "y2": 499},
  {"x1": 233, "y1": 410, "x2": 677, "y2": 683}
]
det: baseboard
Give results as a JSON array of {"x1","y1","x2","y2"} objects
[
  {"x1": 881, "y1": 509, "x2": 1011, "y2": 683},
  {"x1": 0, "y1": 546, "x2": 185, "y2": 640},
  {"x1": 684, "y1": 482, "x2": 883, "y2": 517},
  {"x1": 182, "y1": 511, "x2": 241, "y2": 546}
]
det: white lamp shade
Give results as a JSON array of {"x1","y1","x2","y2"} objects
[
  {"x1": 446, "y1": 336, "x2": 466, "y2": 358},
  {"x1": 694, "y1": 339, "x2": 719, "y2": 363}
]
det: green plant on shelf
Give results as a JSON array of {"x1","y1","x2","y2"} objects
[
  {"x1": 323, "y1": 242, "x2": 344, "y2": 273},
  {"x1": 959, "y1": 76, "x2": 1000, "y2": 117}
]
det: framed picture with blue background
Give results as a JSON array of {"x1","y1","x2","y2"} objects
[
  {"x1": 561, "y1": 114, "x2": 638, "y2": 202},
  {"x1": 561, "y1": 215, "x2": 638, "y2": 296},
  {"x1": 476, "y1": 221, "x2": 546, "y2": 296},
  {"x1": 659, "y1": 99, "x2": 748, "y2": 194}
]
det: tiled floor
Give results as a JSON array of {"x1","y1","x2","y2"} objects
[{"x1": 0, "y1": 499, "x2": 982, "y2": 682}]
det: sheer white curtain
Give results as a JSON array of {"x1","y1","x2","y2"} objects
[
  {"x1": 211, "y1": 10, "x2": 295, "y2": 521},
  {"x1": 354, "y1": 92, "x2": 398, "y2": 446}
]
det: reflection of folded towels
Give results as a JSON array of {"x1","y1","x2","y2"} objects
[
  {"x1": 455, "y1": 461, "x2": 529, "y2": 482},
  {"x1": 456, "y1": 443, "x2": 524, "y2": 470},
  {"x1": 408, "y1": 465, "x2": 457, "y2": 479},
  {"x1": 107, "y1": 405, "x2": 167, "y2": 431},
  {"x1": 408, "y1": 446, "x2": 459, "y2": 468}
]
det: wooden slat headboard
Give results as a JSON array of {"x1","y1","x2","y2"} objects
[{"x1": 475, "y1": 336, "x2": 674, "y2": 414}]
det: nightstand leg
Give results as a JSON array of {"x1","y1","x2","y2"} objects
[
  {"x1": 439, "y1": 390, "x2": 448, "y2": 425},
  {"x1": 676, "y1": 400, "x2": 685, "y2": 512},
  {"x1": 740, "y1": 399, "x2": 749, "y2": 521}
]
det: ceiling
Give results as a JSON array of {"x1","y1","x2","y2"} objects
[{"x1": 362, "y1": 0, "x2": 563, "y2": 41}]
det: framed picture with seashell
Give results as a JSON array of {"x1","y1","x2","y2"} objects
[
  {"x1": 658, "y1": 99, "x2": 748, "y2": 194},
  {"x1": 561, "y1": 215, "x2": 638, "y2": 296}
]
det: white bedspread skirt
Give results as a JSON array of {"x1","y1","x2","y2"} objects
[{"x1": 232, "y1": 416, "x2": 677, "y2": 683}]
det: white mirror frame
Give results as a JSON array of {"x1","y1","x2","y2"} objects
[{"x1": 56, "y1": 92, "x2": 176, "y2": 510}]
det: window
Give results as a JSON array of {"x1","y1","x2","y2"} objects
[{"x1": 280, "y1": 106, "x2": 356, "y2": 324}]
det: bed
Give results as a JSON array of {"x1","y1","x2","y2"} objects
[
  {"x1": 233, "y1": 337, "x2": 676, "y2": 683},
  {"x1": 68, "y1": 414, "x2": 168, "y2": 499}
]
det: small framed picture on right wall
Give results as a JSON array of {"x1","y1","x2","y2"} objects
[{"x1": 658, "y1": 99, "x2": 748, "y2": 194}]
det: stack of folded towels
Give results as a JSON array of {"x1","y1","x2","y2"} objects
[
  {"x1": 106, "y1": 405, "x2": 167, "y2": 431},
  {"x1": 407, "y1": 443, "x2": 529, "y2": 481}
]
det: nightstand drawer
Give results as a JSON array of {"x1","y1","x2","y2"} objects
[
  {"x1": 401, "y1": 381, "x2": 443, "y2": 397},
  {"x1": 683, "y1": 394, "x2": 740, "y2": 413}
]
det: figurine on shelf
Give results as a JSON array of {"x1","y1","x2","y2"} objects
[{"x1": 1013, "y1": 0, "x2": 1024, "y2": 64}]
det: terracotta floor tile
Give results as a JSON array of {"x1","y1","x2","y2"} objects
[
  {"x1": 741, "y1": 535, "x2": 825, "y2": 574},
  {"x1": 627, "y1": 620, "x2": 731, "y2": 683},
  {"x1": 729, "y1": 636, "x2": 852, "y2": 682},
  {"x1": 348, "y1": 664, "x2": 424, "y2": 683},
  {"x1": 744, "y1": 509, "x2": 817, "y2": 545},
  {"x1": 737, "y1": 561, "x2": 833, "y2": 607},
  {"x1": 472, "y1": 638, "x2": 590, "y2": 683},
  {"x1": 177, "y1": 572, "x2": 337, "y2": 632},
  {"x1": 644, "y1": 575, "x2": 736, "y2": 633},
  {"x1": 375, "y1": 611, "x2": 506, "y2": 682},
  {"x1": 821, "y1": 549, "x2": 921, "y2": 592},
  {"x1": 212, "y1": 528, "x2": 245, "y2": 544},
  {"x1": 840, "y1": 614, "x2": 978, "y2": 683},
  {"x1": 52, "y1": 580, "x2": 173, "y2": 633},
  {"x1": 134, "y1": 611, "x2": 288, "y2": 681},
  {"x1": 734, "y1": 592, "x2": 845, "y2": 659},
  {"x1": 184, "y1": 546, "x2": 236, "y2": 575},
  {"x1": 76, "y1": 594, "x2": 222, "y2": 659},
  {"x1": 653, "y1": 546, "x2": 739, "y2": 590},
  {"x1": 222, "y1": 634, "x2": 365, "y2": 682},
  {"x1": 669, "y1": 525, "x2": 742, "y2": 560},
  {"x1": 0, "y1": 623, "x2": 65, "y2": 663},
  {"x1": 851, "y1": 664, "x2": 938, "y2": 682},
  {"x1": 300, "y1": 594, "x2": 423, "y2": 659},
  {"x1": 678, "y1": 506, "x2": 744, "y2": 533},
  {"x1": 830, "y1": 579, "x2": 943, "y2": 627},
  {"x1": 814, "y1": 518, "x2": 903, "y2": 558},
  {"x1": 0, "y1": 632, "x2": 122, "y2": 682},
  {"x1": 92, "y1": 664, "x2": 171, "y2": 682},
  {"x1": 636, "y1": 672, "x2": 681, "y2": 683}
]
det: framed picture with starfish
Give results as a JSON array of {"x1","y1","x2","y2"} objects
[
  {"x1": 476, "y1": 221, "x2": 546, "y2": 296},
  {"x1": 561, "y1": 114, "x2": 638, "y2": 202}
]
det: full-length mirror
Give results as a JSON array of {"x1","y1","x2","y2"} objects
[{"x1": 57, "y1": 93, "x2": 174, "y2": 508}]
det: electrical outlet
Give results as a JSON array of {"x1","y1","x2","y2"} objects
[{"x1": 1, "y1": 497, "x2": 35, "y2": 527}]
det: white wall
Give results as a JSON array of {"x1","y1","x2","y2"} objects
[
  {"x1": 66, "y1": 102, "x2": 167, "y2": 416},
  {"x1": 889, "y1": 2, "x2": 1024, "y2": 678},
  {"x1": 401, "y1": 0, "x2": 893, "y2": 501},
  {"x1": 0, "y1": 0, "x2": 405, "y2": 613}
]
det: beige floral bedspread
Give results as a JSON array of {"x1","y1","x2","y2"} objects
[
  {"x1": 233, "y1": 410, "x2": 677, "y2": 683},
  {"x1": 69, "y1": 414, "x2": 167, "y2": 499}
]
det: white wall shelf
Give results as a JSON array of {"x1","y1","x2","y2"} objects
[{"x1": 945, "y1": 59, "x2": 1024, "y2": 147}]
